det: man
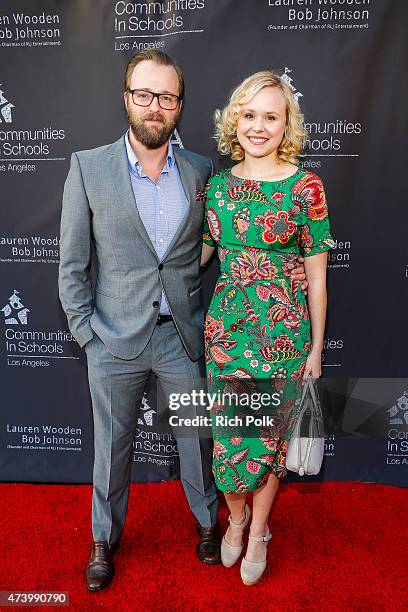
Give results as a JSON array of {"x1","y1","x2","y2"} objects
[{"x1": 59, "y1": 50, "x2": 306, "y2": 591}]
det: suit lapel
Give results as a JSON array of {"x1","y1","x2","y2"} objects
[
  {"x1": 161, "y1": 147, "x2": 196, "y2": 260},
  {"x1": 107, "y1": 136, "x2": 157, "y2": 258}
]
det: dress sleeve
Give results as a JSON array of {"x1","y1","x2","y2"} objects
[{"x1": 297, "y1": 174, "x2": 335, "y2": 257}]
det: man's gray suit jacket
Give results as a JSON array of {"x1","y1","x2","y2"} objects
[{"x1": 58, "y1": 135, "x2": 213, "y2": 361}]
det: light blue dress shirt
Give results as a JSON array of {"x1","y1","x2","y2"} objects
[{"x1": 124, "y1": 131, "x2": 189, "y2": 315}]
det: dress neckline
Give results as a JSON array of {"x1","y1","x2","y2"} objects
[{"x1": 227, "y1": 165, "x2": 302, "y2": 185}]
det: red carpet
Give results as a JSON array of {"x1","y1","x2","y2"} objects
[{"x1": 0, "y1": 481, "x2": 406, "y2": 610}]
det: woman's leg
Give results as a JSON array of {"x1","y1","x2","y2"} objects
[
  {"x1": 245, "y1": 472, "x2": 279, "y2": 562},
  {"x1": 224, "y1": 492, "x2": 247, "y2": 545}
]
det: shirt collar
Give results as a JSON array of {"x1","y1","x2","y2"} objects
[{"x1": 124, "y1": 130, "x2": 174, "y2": 178}]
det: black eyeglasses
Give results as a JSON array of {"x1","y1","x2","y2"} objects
[{"x1": 127, "y1": 88, "x2": 181, "y2": 110}]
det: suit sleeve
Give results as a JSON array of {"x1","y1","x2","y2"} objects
[{"x1": 58, "y1": 152, "x2": 94, "y2": 348}]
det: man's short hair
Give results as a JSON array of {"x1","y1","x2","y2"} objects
[{"x1": 124, "y1": 50, "x2": 184, "y2": 99}]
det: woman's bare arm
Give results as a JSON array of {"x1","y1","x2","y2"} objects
[{"x1": 303, "y1": 252, "x2": 328, "y2": 378}]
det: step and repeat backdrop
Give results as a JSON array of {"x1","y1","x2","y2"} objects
[{"x1": 1, "y1": 0, "x2": 407, "y2": 486}]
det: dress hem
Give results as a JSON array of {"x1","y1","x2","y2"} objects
[{"x1": 214, "y1": 466, "x2": 288, "y2": 494}]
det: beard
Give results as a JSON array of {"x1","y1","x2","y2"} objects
[{"x1": 128, "y1": 109, "x2": 179, "y2": 149}]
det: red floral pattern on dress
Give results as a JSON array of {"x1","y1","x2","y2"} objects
[
  {"x1": 271, "y1": 191, "x2": 286, "y2": 201},
  {"x1": 241, "y1": 179, "x2": 261, "y2": 190},
  {"x1": 213, "y1": 441, "x2": 227, "y2": 460},
  {"x1": 227, "y1": 182, "x2": 269, "y2": 204},
  {"x1": 255, "y1": 209, "x2": 297, "y2": 244},
  {"x1": 268, "y1": 304, "x2": 301, "y2": 330},
  {"x1": 259, "y1": 432, "x2": 279, "y2": 452},
  {"x1": 292, "y1": 173, "x2": 328, "y2": 221},
  {"x1": 230, "y1": 248, "x2": 278, "y2": 283},
  {"x1": 207, "y1": 208, "x2": 222, "y2": 241},
  {"x1": 204, "y1": 315, "x2": 238, "y2": 367},
  {"x1": 232, "y1": 208, "x2": 251, "y2": 242},
  {"x1": 291, "y1": 362, "x2": 306, "y2": 379},
  {"x1": 274, "y1": 334, "x2": 295, "y2": 352},
  {"x1": 299, "y1": 223, "x2": 314, "y2": 254},
  {"x1": 196, "y1": 187, "x2": 206, "y2": 201}
]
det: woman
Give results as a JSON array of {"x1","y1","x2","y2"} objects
[{"x1": 201, "y1": 71, "x2": 334, "y2": 585}]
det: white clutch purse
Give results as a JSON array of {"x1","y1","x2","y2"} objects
[{"x1": 286, "y1": 377, "x2": 325, "y2": 476}]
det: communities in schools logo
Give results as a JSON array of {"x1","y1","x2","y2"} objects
[
  {"x1": 133, "y1": 392, "x2": 178, "y2": 468},
  {"x1": 0, "y1": 82, "x2": 66, "y2": 171},
  {"x1": 2, "y1": 288, "x2": 78, "y2": 368},
  {"x1": 281, "y1": 67, "x2": 303, "y2": 103},
  {"x1": 113, "y1": 0, "x2": 206, "y2": 52},
  {"x1": 0, "y1": 85, "x2": 14, "y2": 123},
  {"x1": 388, "y1": 392, "x2": 408, "y2": 426},
  {"x1": 281, "y1": 66, "x2": 363, "y2": 159},
  {"x1": 170, "y1": 128, "x2": 184, "y2": 149},
  {"x1": 138, "y1": 393, "x2": 156, "y2": 427},
  {"x1": 386, "y1": 390, "x2": 408, "y2": 468},
  {"x1": 1, "y1": 290, "x2": 29, "y2": 325}
]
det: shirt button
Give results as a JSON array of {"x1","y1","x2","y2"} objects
[
  {"x1": 159, "y1": 210, "x2": 163, "y2": 215},
  {"x1": 157, "y1": 185, "x2": 161, "y2": 190},
  {"x1": 159, "y1": 238, "x2": 163, "y2": 243},
  {"x1": 152, "y1": 301, "x2": 160, "y2": 308}
]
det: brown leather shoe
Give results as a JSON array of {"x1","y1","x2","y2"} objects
[
  {"x1": 196, "y1": 523, "x2": 221, "y2": 564},
  {"x1": 86, "y1": 541, "x2": 119, "y2": 592}
]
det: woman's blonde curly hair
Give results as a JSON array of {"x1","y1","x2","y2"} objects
[{"x1": 214, "y1": 70, "x2": 308, "y2": 164}]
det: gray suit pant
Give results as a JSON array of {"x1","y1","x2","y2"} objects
[{"x1": 85, "y1": 320, "x2": 218, "y2": 545}]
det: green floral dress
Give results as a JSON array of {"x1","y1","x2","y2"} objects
[{"x1": 203, "y1": 167, "x2": 334, "y2": 493}]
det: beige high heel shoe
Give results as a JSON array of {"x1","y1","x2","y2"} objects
[
  {"x1": 240, "y1": 528, "x2": 272, "y2": 585},
  {"x1": 220, "y1": 504, "x2": 251, "y2": 568}
]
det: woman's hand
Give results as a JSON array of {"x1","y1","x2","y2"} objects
[{"x1": 303, "y1": 348, "x2": 322, "y2": 380}]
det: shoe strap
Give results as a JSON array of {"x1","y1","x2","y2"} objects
[
  {"x1": 248, "y1": 531, "x2": 272, "y2": 543},
  {"x1": 228, "y1": 505, "x2": 249, "y2": 527},
  {"x1": 228, "y1": 514, "x2": 245, "y2": 527}
]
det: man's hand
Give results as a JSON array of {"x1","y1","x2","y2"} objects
[{"x1": 290, "y1": 256, "x2": 308, "y2": 294}]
